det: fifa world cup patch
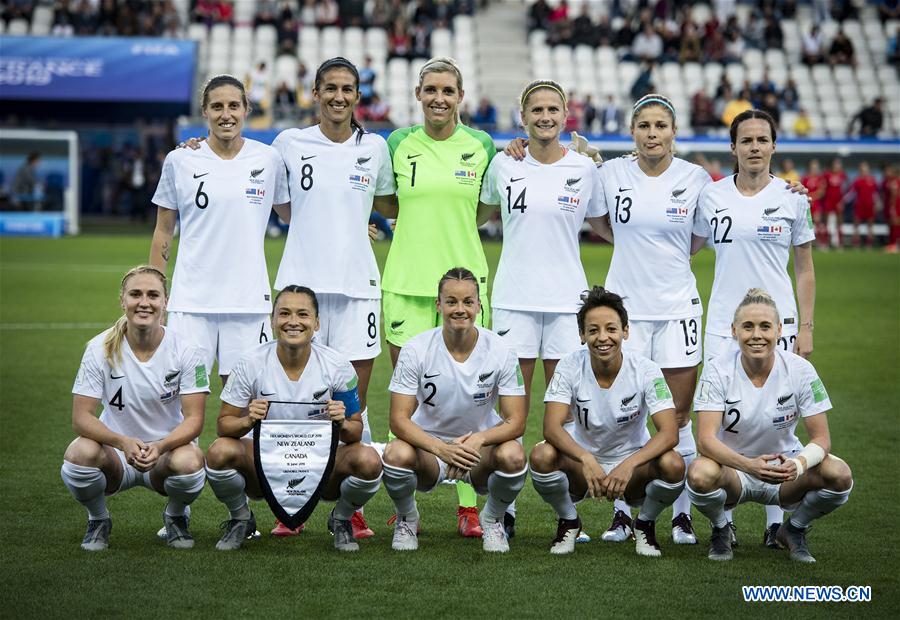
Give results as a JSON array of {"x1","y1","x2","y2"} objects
[
  {"x1": 810, "y1": 378, "x2": 828, "y2": 403},
  {"x1": 195, "y1": 364, "x2": 209, "y2": 388},
  {"x1": 653, "y1": 377, "x2": 672, "y2": 400}
]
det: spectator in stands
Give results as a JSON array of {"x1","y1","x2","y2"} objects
[
  {"x1": 780, "y1": 158, "x2": 800, "y2": 185},
  {"x1": 848, "y1": 98, "x2": 884, "y2": 137},
  {"x1": 679, "y1": 21, "x2": 703, "y2": 63},
  {"x1": 630, "y1": 61, "x2": 655, "y2": 101},
  {"x1": 703, "y1": 27, "x2": 727, "y2": 63},
  {"x1": 694, "y1": 153, "x2": 726, "y2": 181},
  {"x1": 793, "y1": 107, "x2": 813, "y2": 137},
  {"x1": 565, "y1": 90, "x2": 583, "y2": 133},
  {"x1": 595, "y1": 13, "x2": 614, "y2": 46},
  {"x1": 11, "y1": 152, "x2": 42, "y2": 211},
  {"x1": 361, "y1": 94, "x2": 391, "y2": 125},
  {"x1": 273, "y1": 81, "x2": 296, "y2": 121},
  {"x1": 582, "y1": 95, "x2": 597, "y2": 134},
  {"x1": 802, "y1": 25, "x2": 825, "y2": 64},
  {"x1": 752, "y1": 71, "x2": 777, "y2": 106},
  {"x1": 359, "y1": 56, "x2": 377, "y2": 105},
  {"x1": 781, "y1": 78, "x2": 800, "y2": 111},
  {"x1": 759, "y1": 93, "x2": 781, "y2": 126},
  {"x1": 763, "y1": 13, "x2": 783, "y2": 49},
  {"x1": 723, "y1": 29, "x2": 746, "y2": 63},
  {"x1": 888, "y1": 26, "x2": 900, "y2": 66},
  {"x1": 827, "y1": 28, "x2": 855, "y2": 66},
  {"x1": 254, "y1": 0, "x2": 277, "y2": 26},
  {"x1": 471, "y1": 97, "x2": 498, "y2": 132},
  {"x1": 411, "y1": 22, "x2": 432, "y2": 59},
  {"x1": 246, "y1": 61, "x2": 271, "y2": 119},
  {"x1": 389, "y1": 19, "x2": 412, "y2": 59},
  {"x1": 315, "y1": 0, "x2": 339, "y2": 26},
  {"x1": 844, "y1": 161, "x2": 881, "y2": 249},
  {"x1": 690, "y1": 90, "x2": 718, "y2": 133},
  {"x1": 721, "y1": 88, "x2": 752, "y2": 127},
  {"x1": 298, "y1": 0, "x2": 316, "y2": 25},
  {"x1": 572, "y1": 4, "x2": 595, "y2": 46},
  {"x1": 879, "y1": 0, "x2": 900, "y2": 22},
  {"x1": 599, "y1": 95, "x2": 623, "y2": 135},
  {"x1": 528, "y1": 0, "x2": 551, "y2": 31},
  {"x1": 630, "y1": 22, "x2": 664, "y2": 62}
]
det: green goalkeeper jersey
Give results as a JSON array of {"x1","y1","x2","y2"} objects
[{"x1": 382, "y1": 124, "x2": 496, "y2": 296}]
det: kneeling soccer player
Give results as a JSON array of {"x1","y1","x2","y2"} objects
[
  {"x1": 530, "y1": 286, "x2": 685, "y2": 557},
  {"x1": 688, "y1": 288, "x2": 853, "y2": 562},
  {"x1": 205, "y1": 285, "x2": 382, "y2": 552},
  {"x1": 383, "y1": 268, "x2": 528, "y2": 553}
]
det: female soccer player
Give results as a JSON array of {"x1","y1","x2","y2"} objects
[
  {"x1": 205, "y1": 285, "x2": 382, "y2": 552},
  {"x1": 821, "y1": 158, "x2": 847, "y2": 249},
  {"x1": 480, "y1": 79, "x2": 607, "y2": 412},
  {"x1": 694, "y1": 109, "x2": 817, "y2": 546},
  {"x1": 382, "y1": 268, "x2": 528, "y2": 553},
  {"x1": 688, "y1": 289, "x2": 853, "y2": 562},
  {"x1": 269, "y1": 57, "x2": 396, "y2": 538},
  {"x1": 530, "y1": 287, "x2": 684, "y2": 557},
  {"x1": 381, "y1": 57, "x2": 498, "y2": 536},
  {"x1": 842, "y1": 161, "x2": 881, "y2": 249},
  {"x1": 62, "y1": 266, "x2": 209, "y2": 551},
  {"x1": 149, "y1": 74, "x2": 289, "y2": 383}
]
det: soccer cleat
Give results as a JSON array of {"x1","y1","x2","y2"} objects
[
  {"x1": 671, "y1": 512, "x2": 698, "y2": 545},
  {"x1": 271, "y1": 519, "x2": 305, "y2": 537},
  {"x1": 576, "y1": 530, "x2": 592, "y2": 543},
  {"x1": 776, "y1": 520, "x2": 816, "y2": 563},
  {"x1": 387, "y1": 513, "x2": 422, "y2": 534},
  {"x1": 163, "y1": 512, "x2": 194, "y2": 549},
  {"x1": 727, "y1": 520, "x2": 739, "y2": 547},
  {"x1": 216, "y1": 513, "x2": 257, "y2": 551},
  {"x1": 633, "y1": 518, "x2": 662, "y2": 557},
  {"x1": 503, "y1": 511, "x2": 516, "y2": 540},
  {"x1": 351, "y1": 510, "x2": 375, "y2": 539},
  {"x1": 328, "y1": 510, "x2": 360, "y2": 552},
  {"x1": 457, "y1": 506, "x2": 483, "y2": 538},
  {"x1": 550, "y1": 517, "x2": 582, "y2": 555},
  {"x1": 708, "y1": 524, "x2": 734, "y2": 561},
  {"x1": 157, "y1": 505, "x2": 190, "y2": 540},
  {"x1": 391, "y1": 517, "x2": 419, "y2": 551},
  {"x1": 81, "y1": 518, "x2": 112, "y2": 551},
  {"x1": 601, "y1": 509, "x2": 633, "y2": 542},
  {"x1": 481, "y1": 518, "x2": 510, "y2": 553},
  {"x1": 764, "y1": 523, "x2": 784, "y2": 549}
]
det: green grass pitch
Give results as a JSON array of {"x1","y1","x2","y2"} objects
[{"x1": 1, "y1": 235, "x2": 898, "y2": 617}]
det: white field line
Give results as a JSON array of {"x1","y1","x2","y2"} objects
[{"x1": 0, "y1": 322, "x2": 110, "y2": 330}]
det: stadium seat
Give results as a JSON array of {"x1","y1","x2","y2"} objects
[
  {"x1": 30, "y1": 5, "x2": 52, "y2": 35},
  {"x1": 7, "y1": 18, "x2": 28, "y2": 35}
]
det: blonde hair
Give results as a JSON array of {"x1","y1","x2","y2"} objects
[
  {"x1": 103, "y1": 265, "x2": 168, "y2": 366},
  {"x1": 418, "y1": 56, "x2": 463, "y2": 91},
  {"x1": 519, "y1": 79, "x2": 567, "y2": 111},
  {"x1": 733, "y1": 287, "x2": 780, "y2": 325},
  {"x1": 630, "y1": 93, "x2": 677, "y2": 158}
]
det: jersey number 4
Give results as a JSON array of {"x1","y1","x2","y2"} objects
[
  {"x1": 110, "y1": 387, "x2": 125, "y2": 412},
  {"x1": 505, "y1": 186, "x2": 527, "y2": 214}
]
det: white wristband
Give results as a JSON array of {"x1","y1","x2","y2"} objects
[{"x1": 787, "y1": 458, "x2": 805, "y2": 480}]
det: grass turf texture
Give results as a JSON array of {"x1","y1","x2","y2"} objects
[{"x1": 1, "y1": 235, "x2": 898, "y2": 618}]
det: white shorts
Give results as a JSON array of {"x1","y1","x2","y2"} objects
[
  {"x1": 492, "y1": 308, "x2": 582, "y2": 359},
  {"x1": 704, "y1": 324, "x2": 799, "y2": 367},
  {"x1": 735, "y1": 450, "x2": 802, "y2": 510},
  {"x1": 314, "y1": 293, "x2": 381, "y2": 360},
  {"x1": 571, "y1": 449, "x2": 643, "y2": 507},
  {"x1": 625, "y1": 317, "x2": 702, "y2": 368},
  {"x1": 113, "y1": 448, "x2": 154, "y2": 493},
  {"x1": 167, "y1": 311, "x2": 271, "y2": 376}
]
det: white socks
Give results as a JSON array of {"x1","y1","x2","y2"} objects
[
  {"x1": 531, "y1": 469, "x2": 578, "y2": 520},
  {"x1": 638, "y1": 478, "x2": 684, "y2": 522},
  {"x1": 482, "y1": 467, "x2": 527, "y2": 523},
  {"x1": 334, "y1": 474, "x2": 382, "y2": 520},
  {"x1": 360, "y1": 407, "x2": 372, "y2": 445},
  {"x1": 206, "y1": 467, "x2": 250, "y2": 520},
  {"x1": 612, "y1": 498, "x2": 631, "y2": 515},
  {"x1": 672, "y1": 422, "x2": 696, "y2": 518},
  {"x1": 164, "y1": 469, "x2": 206, "y2": 517},
  {"x1": 61, "y1": 461, "x2": 109, "y2": 520},
  {"x1": 687, "y1": 485, "x2": 728, "y2": 528},
  {"x1": 790, "y1": 484, "x2": 852, "y2": 530},
  {"x1": 382, "y1": 463, "x2": 419, "y2": 521}
]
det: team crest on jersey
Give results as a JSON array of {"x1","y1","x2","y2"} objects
[
  {"x1": 454, "y1": 170, "x2": 478, "y2": 186},
  {"x1": 245, "y1": 187, "x2": 266, "y2": 205},
  {"x1": 349, "y1": 174, "x2": 371, "y2": 191},
  {"x1": 557, "y1": 194, "x2": 580, "y2": 213},
  {"x1": 669, "y1": 187, "x2": 688, "y2": 205},
  {"x1": 563, "y1": 177, "x2": 582, "y2": 194},
  {"x1": 459, "y1": 152, "x2": 476, "y2": 167},
  {"x1": 476, "y1": 370, "x2": 495, "y2": 389},
  {"x1": 249, "y1": 169, "x2": 265, "y2": 185},
  {"x1": 355, "y1": 156, "x2": 372, "y2": 172},
  {"x1": 164, "y1": 369, "x2": 181, "y2": 388},
  {"x1": 665, "y1": 206, "x2": 688, "y2": 223},
  {"x1": 762, "y1": 204, "x2": 789, "y2": 223}
]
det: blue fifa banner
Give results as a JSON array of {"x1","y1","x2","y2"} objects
[
  {"x1": 0, "y1": 36, "x2": 196, "y2": 103},
  {"x1": 0, "y1": 213, "x2": 66, "y2": 237}
]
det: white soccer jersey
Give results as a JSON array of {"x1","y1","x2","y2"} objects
[
  {"x1": 72, "y1": 328, "x2": 210, "y2": 443},
  {"x1": 481, "y1": 149, "x2": 602, "y2": 312},
  {"x1": 596, "y1": 156, "x2": 711, "y2": 319},
  {"x1": 272, "y1": 126, "x2": 396, "y2": 298},
  {"x1": 221, "y1": 340, "x2": 360, "y2": 421},
  {"x1": 152, "y1": 139, "x2": 289, "y2": 313},
  {"x1": 389, "y1": 327, "x2": 525, "y2": 441},
  {"x1": 545, "y1": 349, "x2": 675, "y2": 460},
  {"x1": 696, "y1": 175, "x2": 815, "y2": 337},
  {"x1": 694, "y1": 347, "x2": 831, "y2": 457}
]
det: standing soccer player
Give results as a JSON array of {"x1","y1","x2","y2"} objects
[
  {"x1": 821, "y1": 158, "x2": 847, "y2": 250},
  {"x1": 270, "y1": 57, "x2": 396, "y2": 538},
  {"x1": 884, "y1": 164, "x2": 900, "y2": 253},
  {"x1": 205, "y1": 286, "x2": 383, "y2": 552},
  {"x1": 149, "y1": 75, "x2": 289, "y2": 383},
  {"x1": 530, "y1": 287, "x2": 684, "y2": 557},
  {"x1": 694, "y1": 109, "x2": 817, "y2": 547},
  {"x1": 688, "y1": 289, "x2": 852, "y2": 563},
  {"x1": 62, "y1": 266, "x2": 209, "y2": 551},
  {"x1": 382, "y1": 269, "x2": 528, "y2": 553},
  {"x1": 801, "y1": 159, "x2": 826, "y2": 246},
  {"x1": 380, "y1": 57, "x2": 497, "y2": 537},
  {"x1": 842, "y1": 161, "x2": 881, "y2": 249}
]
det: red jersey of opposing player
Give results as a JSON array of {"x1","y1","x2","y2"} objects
[
  {"x1": 849, "y1": 174, "x2": 879, "y2": 220},
  {"x1": 822, "y1": 168, "x2": 847, "y2": 214},
  {"x1": 802, "y1": 173, "x2": 825, "y2": 214},
  {"x1": 884, "y1": 173, "x2": 900, "y2": 220}
]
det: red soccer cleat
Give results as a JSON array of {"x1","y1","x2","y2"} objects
[
  {"x1": 457, "y1": 506, "x2": 483, "y2": 538},
  {"x1": 270, "y1": 519, "x2": 305, "y2": 537},
  {"x1": 351, "y1": 510, "x2": 375, "y2": 539}
]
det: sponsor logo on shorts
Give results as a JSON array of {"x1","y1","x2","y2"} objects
[
  {"x1": 313, "y1": 387, "x2": 328, "y2": 400},
  {"x1": 366, "y1": 341, "x2": 377, "y2": 347}
]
